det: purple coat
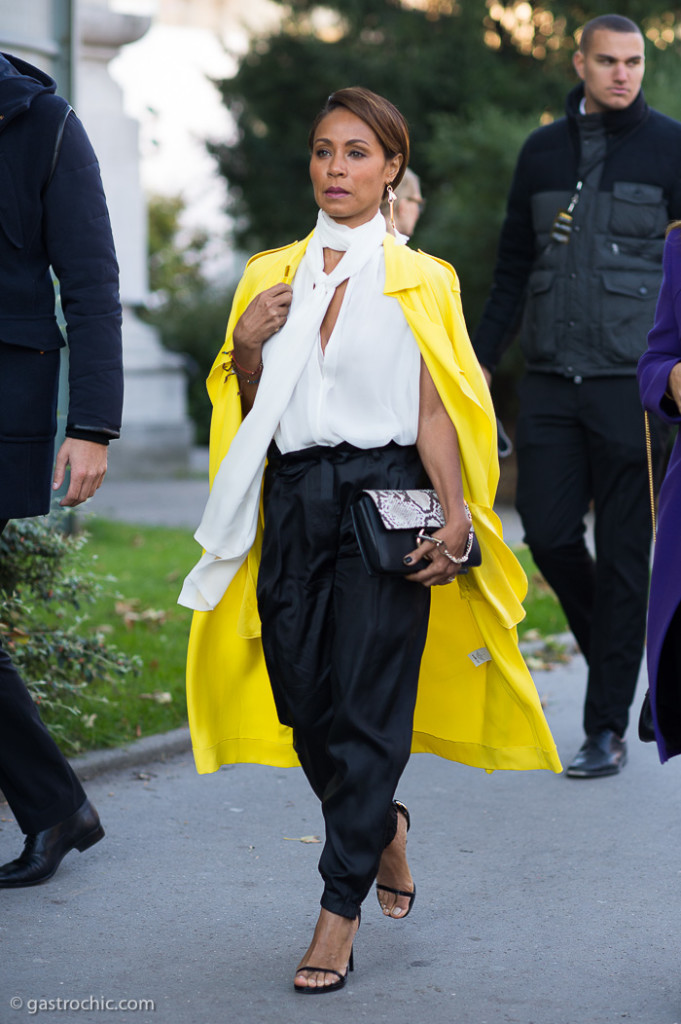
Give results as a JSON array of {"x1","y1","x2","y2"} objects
[{"x1": 638, "y1": 228, "x2": 681, "y2": 763}]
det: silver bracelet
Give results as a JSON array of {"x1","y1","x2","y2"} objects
[
  {"x1": 443, "y1": 528, "x2": 475, "y2": 564},
  {"x1": 417, "y1": 525, "x2": 475, "y2": 564}
]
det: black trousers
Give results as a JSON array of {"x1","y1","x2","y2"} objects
[
  {"x1": 0, "y1": 519, "x2": 85, "y2": 833},
  {"x1": 515, "y1": 374, "x2": 664, "y2": 737},
  {"x1": 257, "y1": 443, "x2": 431, "y2": 920}
]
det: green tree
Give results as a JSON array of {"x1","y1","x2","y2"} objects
[
  {"x1": 209, "y1": 0, "x2": 681, "y2": 418},
  {"x1": 210, "y1": 1, "x2": 574, "y2": 255},
  {"x1": 141, "y1": 195, "x2": 234, "y2": 444},
  {"x1": 211, "y1": 0, "x2": 681, "y2": 264}
]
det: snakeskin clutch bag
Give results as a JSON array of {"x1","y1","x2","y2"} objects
[{"x1": 350, "y1": 489, "x2": 481, "y2": 577}]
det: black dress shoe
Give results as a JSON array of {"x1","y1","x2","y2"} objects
[
  {"x1": 565, "y1": 730, "x2": 627, "y2": 778},
  {"x1": 0, "y1": 798, "x2": 104, "y2": 888}
]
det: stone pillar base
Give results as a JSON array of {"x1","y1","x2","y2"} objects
[
  {"x1": 107, "y1": 423, "x2": 195, "y2": 480},
  {"x1": 106, "y1": 309, "x2": 194, "y2": 479}
]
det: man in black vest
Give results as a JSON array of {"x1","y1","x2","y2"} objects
[
  {"x1": 0, "y1": 52, "x2": 123, "y2": 883},
  {"x1": 474, "y1": 15, "x2": 681, "y2": 777}
]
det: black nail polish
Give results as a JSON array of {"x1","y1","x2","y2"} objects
[{"x1": 403, "y1": 556, "x2": 412, "y2": 565}]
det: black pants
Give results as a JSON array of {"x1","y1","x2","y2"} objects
[
  {"x1": 0, "y1": 519, "x2": 86, "y2": 833},
  {"x1": 515, "y1": 374, "x2": 664, "y2": 737},
  {"x1": 257, "y1": 443, "x2": 430, "y2": 920}
]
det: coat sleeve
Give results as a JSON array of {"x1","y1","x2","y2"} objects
[
  {"x1": 42, "y1": 110, "x2": 123, "y2": 441},
  {"x1": 472, "y1": 137, "x2": 537, "y2": 373},
  {"x1": 638, "y1": 230, "x2": 681, "y2": 425}
]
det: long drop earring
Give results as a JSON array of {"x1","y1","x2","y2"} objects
[{"x1": 386, "y1": 183, "x2": 396, "y2": 230}]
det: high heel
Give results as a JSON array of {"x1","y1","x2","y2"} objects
[
  {"x1": 376, "y1": 801, "x2": 416, "y2": 919},
  {"x1": 393, "y1": 799, "x2": 410, "y2": 832},
  {"x1": 293, "y1": 911, "x2": 359, "y2": 995}
]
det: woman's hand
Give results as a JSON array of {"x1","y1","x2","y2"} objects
[
  {"x1": 410, "y1": 358, "x2": 471, "y2": 587},
  {"x1": 233, "y1": 283, "x2": 293, "y2": 352},
  {"x1": 402, "y1": 512, "x2": 473, "y2": 588},
  {"x1": 667, "y1": 361, "x2": 681, "y2": 414}
]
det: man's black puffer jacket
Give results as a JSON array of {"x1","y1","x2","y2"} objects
[{"x1": 474, "y1": 83, "x2": 681, "y2": 378}]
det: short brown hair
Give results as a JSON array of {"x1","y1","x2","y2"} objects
[
  {"x1": 578, "y1": 15, "x2": 642, "y2": 54},
  {"x1": 308, "y1": 87, "x2": 410, "y2": 193}
]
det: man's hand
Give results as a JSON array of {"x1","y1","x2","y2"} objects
[
  {"x1": 481, "y1": 365, "x2": 492, "y2": 388},
  {"x1": 53, "y1": 438, "x2": 108, "y2": 507}
]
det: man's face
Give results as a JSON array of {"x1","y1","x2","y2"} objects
[{"x1": 573, "y1": 29, "x2": 645, "y2": 114}]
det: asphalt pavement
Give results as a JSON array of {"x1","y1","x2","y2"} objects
[{"x1": 1, "y1": 470, "x2": 671, "y2": 1024}]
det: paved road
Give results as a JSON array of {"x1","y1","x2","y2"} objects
[
  {"x1": 2, "y1": 650, "x2": 678, "y2": 1024},
  {"x1": 1, "y1": 472, "x2": 644, "y2": 1023}
]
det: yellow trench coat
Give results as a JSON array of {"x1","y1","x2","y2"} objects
[{"x1": 185, "y1": 233, "x2": 562, "y2": 776}]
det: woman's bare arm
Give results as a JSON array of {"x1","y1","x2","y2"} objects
[{"x1": 403, "y1": 359, "x2": 473, "y2": 587}]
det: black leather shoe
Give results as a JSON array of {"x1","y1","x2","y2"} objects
[
  {"x1": 0, "y1": 798, "x2": 104, "y2": 888},
  {"x1": 565, "y1": 730, "x2": 627, "y2": 778}
]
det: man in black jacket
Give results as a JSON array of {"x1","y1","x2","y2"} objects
[
  {"x1": 0, "y1": 52, "x2": 123, "y2": 882},
  {"x1": 474, "y1": 15, "x2": 681, "y2": 778}
]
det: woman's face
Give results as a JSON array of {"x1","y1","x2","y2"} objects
[{"x1": 310, "y1": 108, "x2": 402, "y2": 229}]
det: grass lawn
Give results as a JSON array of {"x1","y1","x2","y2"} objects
[
  {"x1": 513, "y1": 545, "x2": 569, "y2": 641},
  {"x1": 38, "y1": 517, "x2": 198, "y2": 756},
  {"x1": 36, "y1": 520, "x2": 568, "y2": 756}
]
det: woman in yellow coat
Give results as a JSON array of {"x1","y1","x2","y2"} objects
[{"x1": 180, "y1": 87, "x2": 561, "y2": 994}]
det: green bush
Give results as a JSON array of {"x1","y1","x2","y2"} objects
[{"x1": 0, "y1": 514, "x2": 141, "y2": 747}]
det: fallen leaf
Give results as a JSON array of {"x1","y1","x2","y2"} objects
[
  {"x1": 139, "y1": 691, "x2": 172, "y2": 704},
  {"x1": 114, "y1": 599, "x2": 166, "y2": 629},
  {"x1": 525, "y1": 655, "x2": 549, "y2": 671},
  {"x1": 283, "y1": 835, "x2": 321, "y2": 844}
]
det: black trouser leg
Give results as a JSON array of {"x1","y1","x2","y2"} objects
[
  {"x1": 515, "y1": 377, "x2": 595, "y2": 661},
  {"x1": 584, "y1": 407, "x2": 657, "y2": 736},
  {"x1": 0, "y1": 519, "x2": 86, "y2": 834},
  {"x1": 516, "y1": 375, "x2": 661, "y2": 738},
  {"x1": 529, "y1": 543, "x2": 596, "y2": 662},
  {"x1": 257, "y1": 444, "x2": 430, "y2": 920}
]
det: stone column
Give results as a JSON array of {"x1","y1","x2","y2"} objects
[{"x1": 77, "y1": 0, "x2": 193, "y2": 478}]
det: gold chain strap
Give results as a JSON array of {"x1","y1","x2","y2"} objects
[{"x1": 644, "y1": 410, "x2": 657, "y2": 539}]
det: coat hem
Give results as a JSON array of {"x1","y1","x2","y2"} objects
[{"x1": 190, "y1": 731, "x2": 562, "y2": 775}]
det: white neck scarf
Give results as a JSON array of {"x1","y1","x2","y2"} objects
[{"x1": 179, "y1": 209, "x2": 387, "y2": 611}]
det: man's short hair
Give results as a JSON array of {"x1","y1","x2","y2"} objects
[
  {"x1": 579, "y1": 14, "x2": 642, "y2": 54},
  {"x1": 395, "y1": 167, "x2": 420, "y2": 201},
  {"x1": 380, "y1": 167, "x2": 421, "y2": 217}
]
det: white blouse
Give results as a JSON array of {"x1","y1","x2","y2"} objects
[{"x1": 274, "y1": 247, "x2": 421, "y2": 453}]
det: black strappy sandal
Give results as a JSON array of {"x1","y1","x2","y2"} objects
[
  {"x1": 294, "y1": 948, "x2": 354, "y2": 995},
  {"x1": 376, "y1": 800, "x2": 416, "y2": 919},
  {"x1": 293, "y1": 910, "x2": 360, "y2": 995}
]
